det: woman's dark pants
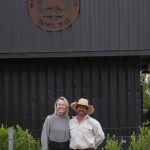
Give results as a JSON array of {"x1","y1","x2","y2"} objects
[{"x1": 48, "y1": 141, "x2": 70, "y2": 150}]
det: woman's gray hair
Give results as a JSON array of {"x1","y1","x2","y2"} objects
[{"x1": 54, "y1": 96, "x2": 69, "y2": 116}]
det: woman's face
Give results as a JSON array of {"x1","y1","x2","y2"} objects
[{"x1": 56, "y1": 99, "x2": 67, "y2": 115}]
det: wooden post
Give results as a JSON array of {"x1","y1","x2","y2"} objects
[{"x1": 8, "y1": 127, "x2": 13, "y2": 150}]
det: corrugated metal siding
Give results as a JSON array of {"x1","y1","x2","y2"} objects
[
  {"x1": 0, "y1": 57, "x2": 141, "y2": 136},
  {"x1": 0, "y1": 0, "x2": 150, "y2": 57}
]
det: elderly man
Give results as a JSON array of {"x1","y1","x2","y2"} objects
[{"x1": 69, "y1": 98, "x2": 105, "y2": 150}]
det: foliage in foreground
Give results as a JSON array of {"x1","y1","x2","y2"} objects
[
  {"x1": 129, "y1": 127, "x2": 150, "y2": 150},
  {"x1": 0, "y1": 124, "x2": 150, "y2": 150},
  {"x1": 105, "y1": 127, "x2": 150, "y2": 150},
  {"x1": 0, "y1": 125, "x2": 41, "y2": 150},
  {"x1": 105, "y1": 134, "x2": 122, "y2": 150}
]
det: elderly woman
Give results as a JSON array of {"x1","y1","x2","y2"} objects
[{"x1": 41, "y1": 96, "x2": 70, "y2": 150}]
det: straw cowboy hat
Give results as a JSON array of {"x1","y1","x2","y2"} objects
[{"x1": 70, "y1": 98, "x2": 94, "y2": 115}]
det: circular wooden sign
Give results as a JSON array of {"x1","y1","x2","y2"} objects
[{"x1": 28, "y1": 0, "x2": 79, "y2": 32}]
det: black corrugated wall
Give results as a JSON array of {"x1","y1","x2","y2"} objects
[
  {"x1": 0, "y1": 57, "x2": 141, "y2": 136},
  {"x1": 0, "y1": 0, "x2": 150, "y2": 57}
]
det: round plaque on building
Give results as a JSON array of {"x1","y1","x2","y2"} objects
[{"x1": 28, "y1": 0, "x2": 80, "y2": 32}]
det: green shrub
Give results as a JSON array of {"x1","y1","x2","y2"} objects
[
  {"x1": 0, "y1": 125, "x2": 41, "y2": 150},
  {"x1": 105, "y1": 134, "x2": 122, "y2": 150},
  {"x1": 0, "y1": 125, "x2": 8, "y2": 150},
  {"x1": 141, "y1": 74, "x2": 150, "y2": 110},
  {"x1": 129, "y1": 127, "x2": 150, "y2": 150},
  {"x1": 104, "y1": 127, "x2": 150, "y2": 150}
]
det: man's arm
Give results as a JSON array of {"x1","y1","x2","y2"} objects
[{"x1": 93, "y1": 120, "x2": 105, "y2": 148}]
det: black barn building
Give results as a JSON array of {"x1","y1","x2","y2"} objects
[{"x1": 0, "y1": 0, "x2": 150, "y2": 143}]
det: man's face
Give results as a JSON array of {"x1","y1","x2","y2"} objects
[{"x1": 76, "y1": 105, "x2": 88, "y2": 117}]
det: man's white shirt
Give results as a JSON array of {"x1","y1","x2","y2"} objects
[{"x1": 69, "y1": 115, "x2": 105, "y2": 149}]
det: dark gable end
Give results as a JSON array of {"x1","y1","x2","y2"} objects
[{"x1": 0, "y1": 0, "x2": 150, "y2": 57}]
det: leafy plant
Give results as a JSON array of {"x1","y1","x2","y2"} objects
[
  {"x1": 13, "y1": 125, "x2": 41, "y2": 150},
  {"x1": 129, "y1": 127, "x2": 150, "y2": 150},
  {"x1": 141, "y1": 73, "x2": 150, "y2": 109},
  {"x1": 0, "y1": 125, "x2": 41, "y2": 150},
  {"x1": 105, "y1": 134, "x2": 122, "y2": 150},
  {"x1": 0, "y1": 124, "x2": 8, "y2": 150}
]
